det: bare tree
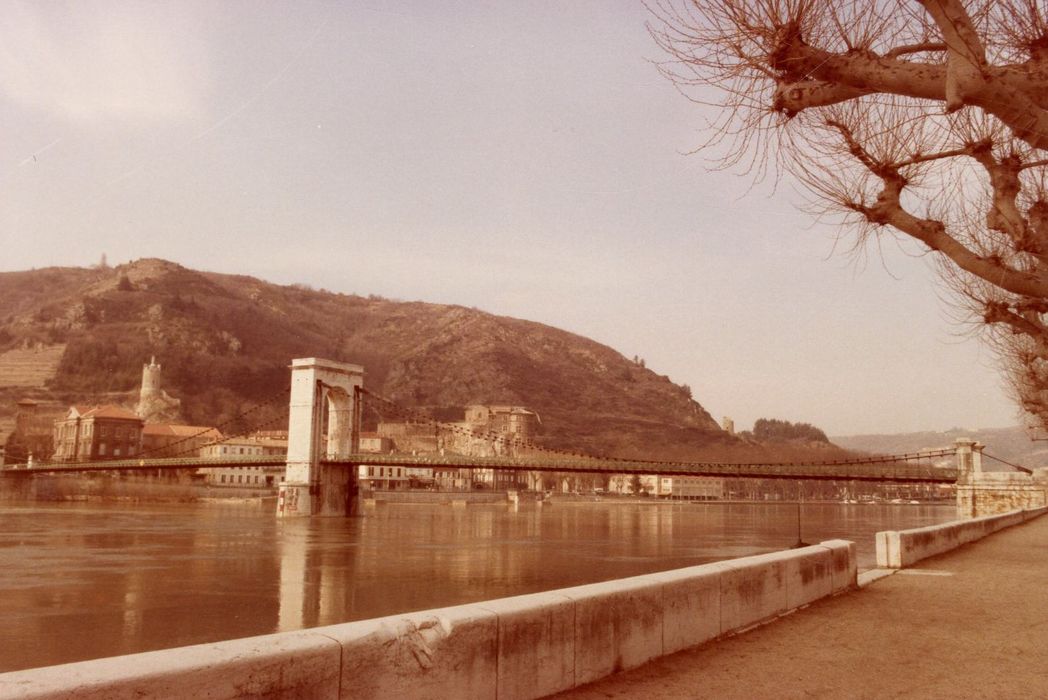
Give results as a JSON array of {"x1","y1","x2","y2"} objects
[{"x1": 648, "y1": 0, "x2": 1048, "y2": 430}]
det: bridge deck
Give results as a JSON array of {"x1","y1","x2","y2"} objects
[
  {"x1": 1, "y1": 452, "x2": 959, "y2": 483},
  {"x1": 324, "y1": 454, "x2": 957, "y2": 483}
]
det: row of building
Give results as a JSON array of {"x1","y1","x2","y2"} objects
[
  {"x1": 6, "y1": 387, "x2": 548, "y2": 491},
  {"x1": 8, "y1": 395, "x2": 725, "y2": 498},
  {"x1": 2, "y1": 357, "x2": 725, "y2": 498}
]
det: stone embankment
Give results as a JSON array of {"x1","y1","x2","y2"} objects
[{"x1": 0, "y1": 473, "x2": 274, "y2": 504}]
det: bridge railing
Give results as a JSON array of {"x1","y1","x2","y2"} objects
[
  {"x1": 1, "y1": 455, "x2": 287, "y2": 473},
  {"x1": 3, "y1": 451, "x2": 959, "y2": 484},
  {"x1": 324, "y1": 452, "x2": 958, "y2": 484}
]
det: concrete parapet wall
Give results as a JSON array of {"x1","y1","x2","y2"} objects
[
  {"x1": 479, "y1": 592, "x2": 576, "y2": 699},
  {"x1": 876, "y1": 507, "x2": 1045, "y2": 569},
  {"x1": 0, "y1": 629, "x2": 343, "y2": 699},
  {"x1": 1022, "y1": 505, "x2": 1048, "y2": 520},
  {"x1": 0, "y1": 541, "x2": 857, "y2": 700},
  {"x1": 334, "y1": 605, "x2": 498, "y2": 699}
]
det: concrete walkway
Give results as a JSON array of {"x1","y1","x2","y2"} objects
[{"x1": 552, "y1": 515, "x2": 1048, "y2": 699}]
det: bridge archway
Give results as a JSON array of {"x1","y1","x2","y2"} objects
[{"x1": 278, "y1": 358, "x2": 363, "y2": 517}]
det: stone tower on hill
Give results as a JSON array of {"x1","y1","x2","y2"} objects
[{"x1": 135, "y1": 356, "x2": 182, "y2": 423}]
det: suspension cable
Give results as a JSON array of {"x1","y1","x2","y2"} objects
[
  {"x1": 981, "y1": 451, "x2": 1034, "y2": 474},
  {"x1": 133, "y1": 385, "x2": 291, "y2": 460}
]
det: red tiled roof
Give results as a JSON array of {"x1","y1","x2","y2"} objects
[{"x1": 82, "y1": 405, "x2": 142, "y2": 421}]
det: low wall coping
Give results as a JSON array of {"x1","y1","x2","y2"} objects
[{"x1": 876, "y1": 507, "x2": 1046, "y2": 569}]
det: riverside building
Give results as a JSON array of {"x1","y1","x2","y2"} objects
[
  {"x1": 198, "y1": 433, "x2": 288, "y2": 488},
  {"x1": 52, "y1": 405, "x2": 144, "y2": 462}
]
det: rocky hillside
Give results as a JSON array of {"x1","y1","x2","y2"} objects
[{"x1": 0, "y1": 259, "x2": 732, "y2": 459}]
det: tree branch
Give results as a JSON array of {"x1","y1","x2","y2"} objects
[
  {"x1": 894, "y1": 147, "x2": 973, "y2": 168},
  {"x1": 965, "y1": 146, "x2": 1048, "y2": 258},
  {"x1": 984, "y1": 301, "x2": 1048, "y2": 347},
  {"x1": 1019, "y1": 158, "x2": 1048, "y2": 171},
  {"x1": 770, "y1": 31, "x2": 1048, "y2": 152},
  {"x1": 824, "y1": 120, "x2": 890, "y2": 176},
  {"x1": 824, "y1": 119, "x2": 1048, "y2": 298},
  {"x1": 918, "y1": 0, "x2": 988, "y2": 111},
  {"x1": 866, "y1": 197, "x2": 1048, "y2": 298},
  {"x1": 884, "y1": 42, "x2": 947, "y2": 59},
  {"x1": 773, "y1": 82, "x2": 872, "y2": 116}
]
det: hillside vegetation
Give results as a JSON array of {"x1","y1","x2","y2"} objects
[
  {"x1": 0, "y1": 259, "x2": 747, "y2": 459},
  {"x1": 746, "y1": 418, "x2": 830, "y2": 445}
]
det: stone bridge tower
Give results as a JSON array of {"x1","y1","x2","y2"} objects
[
  {"x1": 955, "y1": 438, "x2": 1048, "y2": 517},
  {"x1": 278, "y1": 358, "x2": 363, "y2": 517}
]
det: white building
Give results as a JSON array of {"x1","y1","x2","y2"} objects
[
  {"x1": 198, "y1": 435, "x2": 287, "y2": 488},
  {"x1": 358, "y1": 464, "x2": 415, "y2": 490},
  {"x1": 608, "y1": 474, "x2": 723, "y2": 499}
]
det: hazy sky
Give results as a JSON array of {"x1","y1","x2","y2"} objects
[{"x1": 0, "y1": 1, "x2": 1020, "y2": 436}]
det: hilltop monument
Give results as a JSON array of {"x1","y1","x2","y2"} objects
[{"x1": 135, "y1": 356, "x2": 182, "y2": 423}]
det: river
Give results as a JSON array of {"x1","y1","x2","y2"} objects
[{"x1": 0, "y1": 499, "x2": 954, "y2": 672}]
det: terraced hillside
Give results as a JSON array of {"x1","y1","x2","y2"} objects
[
  {"x1": 0, "y1": 345, "x2": 66, "y2": 388},
  {"x1": 0, "y1": 345, "x2": 66, "y2": 444}
]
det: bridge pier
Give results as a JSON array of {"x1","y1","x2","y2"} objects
[
  {"x1": 955, "y1": 438, "x2": 1047, "y2": 518},
  {"x1": 278, "y1": 358, "x2": 364, "y2": 517}
]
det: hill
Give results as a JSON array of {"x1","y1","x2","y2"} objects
[
  {"x1": 0, "y1": 259, "x2": 741, "y2": 459},
  {"x1": 833, "y1": 425, "x2": 1048, "y2": 471}
]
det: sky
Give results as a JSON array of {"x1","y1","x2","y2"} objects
[{"x1": 0, "y1": 1, "x2": 1021, "y2": 436}]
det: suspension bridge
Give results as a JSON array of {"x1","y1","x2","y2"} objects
[
  {"x1": 1, "y1": 358, "x2": 962, "y2": 476},
  {"x1": 2, "y1": 357, "x2": 1019, "y2": 517},
  {"x1": 1, "y1": 449, "x2": 959, "y2": 483}
]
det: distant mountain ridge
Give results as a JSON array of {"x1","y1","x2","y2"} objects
[
  {"x1": 833, "y1": 425, "x2": 1048, "y2": 470},
  {"x1": 0, "y1": 258, "x2": 734, "y2": 459}
]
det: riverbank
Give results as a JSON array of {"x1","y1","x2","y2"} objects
[
  {"x1": 552, "y1": 511, "x2": 1048, "y2": 699},
  {"x1": 0, "y1": 472, "x2": 275, "y2": 503},
  {"x1": 1, "y1": 473, "x2": 952, "y2": 507}
]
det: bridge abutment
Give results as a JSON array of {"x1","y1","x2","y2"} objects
[
  {"x1": 955, "y1": 438, "x2": 1048, "y2": 518},
  {"x1": 278, "y1": 358, "x2": 364, "y2": 518}
]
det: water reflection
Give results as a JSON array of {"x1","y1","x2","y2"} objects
[{"x1": 0, "y1": 500, "x2": 953, "y2": 672}]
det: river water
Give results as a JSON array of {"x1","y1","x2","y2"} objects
[{"x1": 0, "y1": 499, "x2": 954, "y2": 672}]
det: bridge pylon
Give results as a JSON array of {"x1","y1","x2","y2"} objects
[
  {"x1": 278, "y1": 358, "x2": 363, "y2": 517},
  {"x1": 955, "y1": 437, "x2": 1048, "y2": 517}
]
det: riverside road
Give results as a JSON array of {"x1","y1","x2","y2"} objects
[{"x1": 554, "y1": 514, "x2": 1048, "y2": 699}]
